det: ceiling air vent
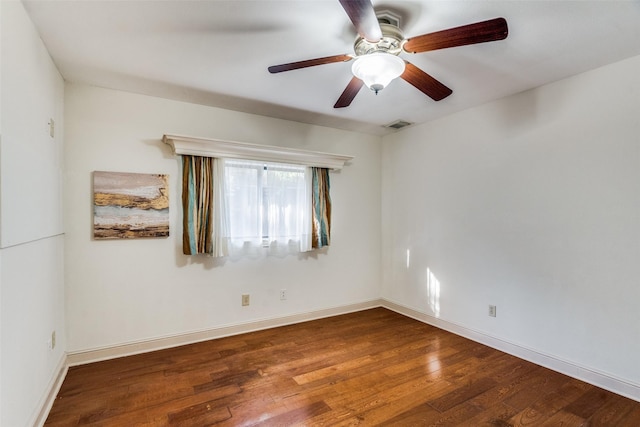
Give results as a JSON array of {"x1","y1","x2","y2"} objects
[
  {"x1": 376, "y1": 10, "x2": 401, "y2": 28},
  {"x1": 384, "y1": 120, "x2": 413, "y2": 130}
]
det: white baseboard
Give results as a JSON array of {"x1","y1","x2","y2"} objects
[
  {"x1": 381, "y1": 298, "x2": 640, "y2": 403},
  {"x1": 32, "y1": 354, "x2": 68, "y2": 427},
  {"x1": 67, "y1": 299, "x2": 384, "y2": 366}
]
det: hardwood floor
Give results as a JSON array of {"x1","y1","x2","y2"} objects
[{"x1": 45, "y1": 308, "x2": 640, "y2": 426}]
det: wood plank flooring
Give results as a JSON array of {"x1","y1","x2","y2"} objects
[{"x1": 45, "y1": 308, "x2": 640, "y2": 426}]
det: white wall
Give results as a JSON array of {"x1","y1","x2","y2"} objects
[
  {"x1": 0, "y1": 1, "x2": 64, "y2": 247},
  {"x1": 1, "y1": 2, "x2": 3, "y2": 421},
  {"x1": 382, "y1": 55, "x2": 640, "y2": 393},
  {"x1": 64, "y1": 84, "x2": 382, "y2": 352},
  {"x1": 0, "y1": 1, "x2": 66, "y2": 426}
]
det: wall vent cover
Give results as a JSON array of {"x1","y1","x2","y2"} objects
[{"x1": 384, "y1": 120, "x2": 413, "y2": 130}]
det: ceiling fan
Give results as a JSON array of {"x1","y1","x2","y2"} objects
[{"x1": 268, "y1": 0, "x2": 508, "y2": 108}]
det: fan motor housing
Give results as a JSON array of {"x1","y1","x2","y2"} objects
[{"x1": 354, "y1": 23, "x2": 404, "y2": 56}]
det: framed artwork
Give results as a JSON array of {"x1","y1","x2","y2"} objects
[{"x1": 93, "y1": 171, "x2": 169, "y2": 239}]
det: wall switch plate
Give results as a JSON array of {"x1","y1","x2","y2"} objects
[
  {"x1": 488, "y1": 305, "x2": 497, "y2": 317},
  {"x1": 49, "y1": 119, "x2": 55, "y2": 138},
  {"x1": 280, "y1": 289, "x2": 287, "y2": 300},
  {"x1": 242, "y1": 294, "x2": 250, "y2": 306},
  {"x1": 47, "y1": 330, "x2": 56, "y2": 350}
]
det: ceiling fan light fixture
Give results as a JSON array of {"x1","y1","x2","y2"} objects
[{"x1": 351, "y1": 53, "x2": 405, "y2": 94}]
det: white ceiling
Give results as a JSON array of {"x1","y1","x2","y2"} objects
[{"x1": 23, "y1": 0, "x2": 640, "y2": 135}]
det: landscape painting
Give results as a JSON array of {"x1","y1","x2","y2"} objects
[{"x1": 94, "y1": 171, "x2": 169, "y2": 239}]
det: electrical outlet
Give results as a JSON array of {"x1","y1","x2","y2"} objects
[
  {"x1": 280, "y1": 289, "x2": 287, "y2": 300},
  {"x1": 242, "y1": 294, "x2": 250, "y2": 306},
  {"x1": 488, "y1": 305, "x2": 497, "y2": 317}
]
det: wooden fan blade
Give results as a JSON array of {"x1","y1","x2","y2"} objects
[
  {"x1": 334, "y1": 77, "x2": 364, "y2": 108},
  {"x1": 403, "y1": 17, "x2": 508, "y2": 53},
  {"x1": 401, "y1": 62, "x2": 452, "y2": 101},
  {"x1": 338, "y1": 0, "x2": 382, "y2": 42},
  {"x1": 268, "y1": 54, "x2": 352, "y2": 73}
]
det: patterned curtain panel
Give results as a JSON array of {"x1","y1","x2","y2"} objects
[
  {"x1": 311, "y1": 167, "x2": 331, "y2": 249},
  {"x1": 182, "y1": 155, "x2": 214, "y2": 255}
]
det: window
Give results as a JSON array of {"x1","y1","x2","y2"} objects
[
  {"x1": 182, "y1": 156, "x2": 326, "y2": 257},
  {"x1": 174, "y1": 137, "x2": 342, "y2": 258},
  {"x1": 223, "y1": 159, "x2": 311, "y2": 255}
]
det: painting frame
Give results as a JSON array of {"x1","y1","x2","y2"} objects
[{"x1": 93, "y1": 171, "x2": 169, "y2": 239}]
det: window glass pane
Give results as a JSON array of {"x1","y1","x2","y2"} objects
[
  {"x1": 264, "y1": 164, "x2": 307, "y2": 241},
  {"x1": 223, "y1": 159, "x2": 307, "y2": 249},
  {"x1": 224, "y1": 161, "x2": 261, "y2": 241}
]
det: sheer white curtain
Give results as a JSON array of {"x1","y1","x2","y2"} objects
[
  {"x1": 211, "y1": 158, "x2": 229, "y2": 257},
  {"x1": 216, "y1": 159, "x2": 312, "y2": 257}
]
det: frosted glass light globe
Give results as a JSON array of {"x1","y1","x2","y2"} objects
[{"x1": 351, "y1": 53, "x2": 405, "y2": 94}]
